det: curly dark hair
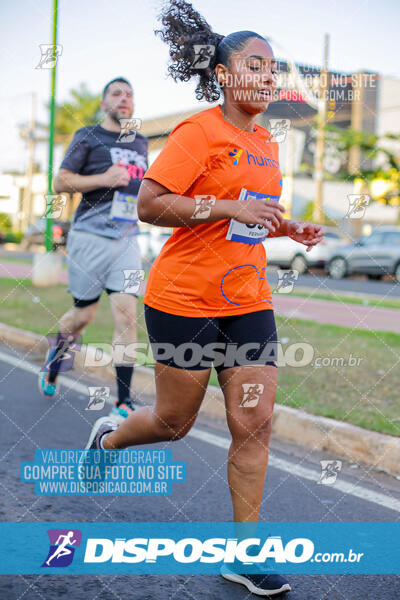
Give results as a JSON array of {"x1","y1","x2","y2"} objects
[{"x1": 155, "y1": 0, "x2": 266, "y2": 102}]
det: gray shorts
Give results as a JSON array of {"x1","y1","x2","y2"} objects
[{"x1": 66, "y1": 229, "x2": 142, "y2": 303}]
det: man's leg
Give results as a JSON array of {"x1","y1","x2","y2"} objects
[
  {"x1": 103, "y1": 232, "x2": 142, "y2": 419},
  {"x1": 40, "y1": 299, "x2": 99, "y2": 397},
  {"x1": 108, "y1": 291, "x2": 137, "y2": 417}
]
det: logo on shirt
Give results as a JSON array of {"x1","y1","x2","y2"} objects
[
  {"x1": 228, "y1": 148, "x2": 243, "y2": 166},
  {"x1": 228, "y1": 148, "x2": 279, "y2": 169},
  {"x1": 110, "y1": 148, "x2": 147, "y2": 180},
  {"x1": 110, "y1": 148, "x2": 147, "y2": 170}
]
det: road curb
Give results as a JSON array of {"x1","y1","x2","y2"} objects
[{"x1": 1, "y1": 322, "x2": 399, "y2": 477}]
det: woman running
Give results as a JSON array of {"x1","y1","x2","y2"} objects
[{"x1": 84, "y1": 0, "x2": 324, "y2": 595}]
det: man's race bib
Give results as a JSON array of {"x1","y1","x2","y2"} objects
[
  {"x1": 226, "y1": 189, "x2": 280, "y2": 245},
  {"x1": 109, "y1": 191, "x2": 138, "y2": 222}
]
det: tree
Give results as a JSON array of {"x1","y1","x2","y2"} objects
[
  {"x1": 19, "y1": 82, "x2": 102, "y2": 152},
  {"x1": 323, "y1": 124, "x2": 400, "y2": 206},
  {"x1": 51, "y1": 82, "x2": 102, "y2": 151}
]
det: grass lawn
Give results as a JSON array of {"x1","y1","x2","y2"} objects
[
  {"x1": 0, "y1": 256, "x2": 67, "y2": 268},
  {"x1": 1, "y1": 277, "x2": 399, "y2": 437},
  {"x1": 0, "y1": 257, "x2": 32, "y2": 265}
]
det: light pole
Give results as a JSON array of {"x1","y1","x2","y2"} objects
[
  {"x1": 313, "y1": 34, "x2": 330, "y2": 224},
  {"x1": 32, "y1": 0, "x2": 62, "y2": 287},
  {"x1": 45, "y1": 0, "x2": 59, "y2": 252}
]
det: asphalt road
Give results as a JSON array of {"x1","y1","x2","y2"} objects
[{"x1": 0, "y1": 343, "x2": 399, "y2": 599}]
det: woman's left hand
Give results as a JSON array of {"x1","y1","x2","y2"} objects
[{"x1": 287, "y1": 221, "x2": 326, "y2": 252}]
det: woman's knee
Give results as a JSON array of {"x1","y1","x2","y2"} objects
[
  {"x1": 152, "y1": 410, "x2": 196, "y2": 441},
  {"x1": 230, "y1": 410, "x2": 273, "y2": 439},
  {"x1": 229, "y1": 417, "x2": 273, "y2": 461}
]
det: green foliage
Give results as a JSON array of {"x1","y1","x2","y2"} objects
[
  {"x1": 0, "y1": 213, "x2": 12, "y2": 232},
  {"x1": 3, "y1": 232, "x2": 22, "y2": 243},
  {"x1": 0, "y1": 214, "x2": 23, "y2": 243},
  {"x1": 36, "y1": 82, "x2": 102, "y2": 149},
  {"x1": 323, "y1": 124, "x2": 400, "y2": 183},
  {"x1": 300, "y1": 201, "x2": 336, "y2": 226},
  {"x1": 53, "y1": 82, "x2": 102, "y2": 136}
]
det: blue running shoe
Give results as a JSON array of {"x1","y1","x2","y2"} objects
[
  {"x1": 38, "y1": 351, "x2": 60, "y2": 398},
  {"x1": 109, "y1": 398, "x2": 135, "y2": 423}
]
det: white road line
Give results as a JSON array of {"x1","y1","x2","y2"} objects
[
  {"x1": 188, "y1": 430, "x2": 400, "y2": 514},
  {"x1": 0, "y1": 349, "x2": 115, "y2": 402},
  {"x1": 1, "y1": 348, "x2": 400, "y2": 514}
]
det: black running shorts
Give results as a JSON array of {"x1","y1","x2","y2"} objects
[{"x1": 144, "y1": 305, "x2": 278, "y2": 373}]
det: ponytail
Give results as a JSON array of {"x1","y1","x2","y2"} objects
[{"x1": 155, "y1": 0, "x2": 265, "y2": 102}]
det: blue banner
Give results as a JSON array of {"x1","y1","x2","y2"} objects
[{"x1": 0, "y1": 522, "x2": 398, "y2": 574}]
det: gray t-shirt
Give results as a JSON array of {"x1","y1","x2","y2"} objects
[{"x1": 60, "y1": 124, "x2": 148, "y2": 238}]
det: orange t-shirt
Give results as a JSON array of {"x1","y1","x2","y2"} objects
[{"x1": 143, "y1": 105, "x2": 282, "y2": 318}]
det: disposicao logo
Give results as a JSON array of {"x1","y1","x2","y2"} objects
[
  {"x1": 42, "y1": 529, "x2": 82, "y2": 567},
  {"x1": 83, "y1": 536, "x2": 314, "y2": 564}
]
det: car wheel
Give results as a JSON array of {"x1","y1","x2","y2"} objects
[
  {"x1": 395, "y1": 263, "x2": 400, "y2": 283},
  {"x1": 328, "y1": 257, "x2": 348, "y2": 279},
  {"x1": 290, "y1": 254, "x2": 308, "y2": 274},
  {"x1": 367, "y1": 274, "x2": 383, "y2": 280}
]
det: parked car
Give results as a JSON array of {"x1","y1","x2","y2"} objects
[
  {"x1": 327, "y1": 227, "x2": 400, "y2": 282},
  {"x1": 263, "y1": 226, "x2": 348, "y2": 274},
  {"x1": 21, "y1": 218, "x2": 70, "y2": 251}
]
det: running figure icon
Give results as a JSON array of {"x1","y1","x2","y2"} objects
[{"x1": 45, "y1": 531, "x2": 77, "y2": 566}]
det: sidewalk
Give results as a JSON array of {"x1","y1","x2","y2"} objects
[
  {"x1": 273, "y1": 295, "x2": 400, "y2": 334},
  {"x1": 1, "y1": 259, "x2": 399, "y2": 332},
  {"x1": 0, "y1": 260, "x2": 68, "y2": 284}
]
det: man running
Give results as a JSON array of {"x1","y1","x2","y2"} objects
[{"x1": 39, "y1": 77, "x2": 148, "y2": 422}]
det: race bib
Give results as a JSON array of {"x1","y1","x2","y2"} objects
[
  {"x1": 109, "y1": 191, "x2": 138, "y2": 222},
  {"x1": 226, "y1": 189, "x2": 280, "y2": 245}
]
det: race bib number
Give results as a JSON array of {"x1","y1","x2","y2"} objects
[
  {"x1": 226, "y1": 189, "x2": 280, "y2": 245},
  {"x1": 226, "y1": 220, "x2": 267, "y2": 244},
  {"x1": 109, "y1": 192, "x2": 138, "y2": 222}
]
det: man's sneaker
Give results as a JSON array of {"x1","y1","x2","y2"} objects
[
  {"x1": 38, "y1": 349, "x2": 60, "y2": 398},
  {"x1": 221, "y1": 565, "x2": 291, "y2": 596},
  {"x1": 109, "y1": 398, "x2": 135, "y2": 423},
  {"x1": 85, "y1": 417, "x2": 118, "y2": 450},
  {"x1": 38, "y1": 372, "x2": 59, "y2": 398}
]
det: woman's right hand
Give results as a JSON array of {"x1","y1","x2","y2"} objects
[{"x1": 231, "y1": 198, "x2": 286, "y2": 233}]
